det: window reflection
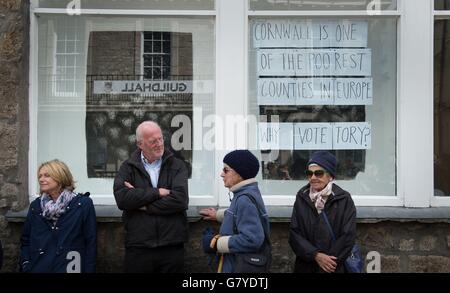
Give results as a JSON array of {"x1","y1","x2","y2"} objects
[{"x1": 434, "y1": 19, "x2": 450, "y2": 196}]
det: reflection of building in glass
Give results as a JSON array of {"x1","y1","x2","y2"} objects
[
  {"x1": 434, "y1": 19, "x2": 450, "y2": 196},
  {"x1": 85, "y1": 31, "x2": 193, "y2": 178}
]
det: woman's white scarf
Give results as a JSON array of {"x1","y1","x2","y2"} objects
[
  {"x1": 40, "y1": 189, "x2": 76, "y2": 222},
  {"x1": 309, "y1": 181, "x2": 334, "y2": 213}
]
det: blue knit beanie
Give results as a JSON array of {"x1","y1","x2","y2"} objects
[
  {"x1": 307, "y1": 151, "x2": 337, "y2": 178},
  {"x1": 223, "y1": 150, "x2": 260, "y2": 180}
]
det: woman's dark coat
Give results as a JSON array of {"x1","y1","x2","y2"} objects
[
  {"x1": 289, "y1": 183, "x2": 356, "y2": 273},
  {"x1": 20, "y1": 194, "x2": 97, "y2": 273}
]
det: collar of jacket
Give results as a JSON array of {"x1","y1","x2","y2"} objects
[
  {"x1": 127, "y1": 148, "x2": 173, "y2": 172},
  {"x1": 299, "y1": 183, "x2": 348, "y2": 208},
  {"x1": 230, "y1": 178, "x2": 257, "y2": 193},
  {"x1": 30, "y1": 194, "x2": 84, "y2": 229}
]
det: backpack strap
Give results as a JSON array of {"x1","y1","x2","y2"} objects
[
  {"x1": 232, "y1": 193, "x2": 271, "y2": 246},
  {"x1": 321, "y1": 211, "x2": 337, "y2": 242}
]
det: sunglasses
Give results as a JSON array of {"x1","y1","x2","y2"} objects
[
  {"x1": 305, "y1": 169, "x2": 328, "y2": 178},
  {"x1": 222, "y1": 167, "x2": 233, "y2": 174}
]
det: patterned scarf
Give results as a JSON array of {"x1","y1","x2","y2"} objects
[
  {"x1": 309, "y1": 181, "x2": 334, "y2": 213},
  {"x1": 40, "y1": 189, "x2": 77, "y2": 222}
]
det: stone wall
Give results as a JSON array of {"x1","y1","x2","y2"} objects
[
  {"x1": 3, "y1": 220, "x2": 450, "y2": 273},
  {"x1": 0, "y1": 0, "x2": 29, "y2": 270}
]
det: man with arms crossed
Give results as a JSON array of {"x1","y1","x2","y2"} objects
[{"x1": 114, "y1": 121, "x2": 189, "y2": 273}]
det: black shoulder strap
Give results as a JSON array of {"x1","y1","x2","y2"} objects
[
  {"x1": 232, "y1": 194, "x2": 271, "y2": 245},
  {"x1": 321, "y1": 211, "x2": 337, "y2": 242}
]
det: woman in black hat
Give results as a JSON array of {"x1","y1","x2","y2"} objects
[
  {"x1": 289, "y1": 151, "x2": 357, "y2": 273},
  {"x1": 199, "y1": 150, "x2": 271, "y2": 273}
]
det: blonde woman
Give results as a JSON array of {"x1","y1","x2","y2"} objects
[{"x1": 20, "y1": 159, "x2": 96, "y2": 273}]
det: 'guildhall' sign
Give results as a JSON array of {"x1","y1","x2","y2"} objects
[{"x1": 93, "y1": 80, "x2": 193, "y2": 94}]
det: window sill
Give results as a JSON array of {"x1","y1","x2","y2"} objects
[{"x1": 5, "y1": 206, "x2": 450, "y2": 223}]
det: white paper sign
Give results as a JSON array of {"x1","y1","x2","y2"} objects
[
  {"x1": 332, "y1": 122, "x2": 371, "y2": 150},
  {"x1": 290, "y1": 122, "x2": 371, "y2": 150},
  {"x1": 258, "y1": 123, "x2": 293, "y2": 150},
  {"x1": 294, "y1": 123, "x2": 333, "y2": 150},
  {"x1": 93, "y1": 80, "x2": 193, "y2": 94},
  {"x1": 253, "y1": 19, "x2": 368, "y2": 48},
  {"x1": 257, "y1": 77, "x2": 373, "y2": 105},
  {"x1": 257, "y1": 49, "x2": 372, "y2": 76}
]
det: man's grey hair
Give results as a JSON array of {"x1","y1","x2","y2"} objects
[{"x1": 135, "y1": 121, "x2": 161, "y2": 143}]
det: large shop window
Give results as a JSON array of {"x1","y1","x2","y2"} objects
[
  {"x1": 249, "y1": 0, "x2": 397, "y2": 11},
  {"x1": 36, "y1": 15, "x2": 215, "y2": 199},
  {"x1": 435, "y1": 0, "x2": 450, "y2": 10},
  {"x1": 38, "y1": 0, "x2": 215, "y2": 10},
  {"x1": 434, "y1": 17, "x2": 450, "y2": 197},
  {"x1": 248, "y1": 16, "x2": 397, "y2": 197}
]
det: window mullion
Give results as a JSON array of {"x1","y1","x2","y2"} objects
[{"x1": 398, "y1": 0, "x2": 433, "y2": 207}]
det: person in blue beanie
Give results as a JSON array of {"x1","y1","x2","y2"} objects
[
  {"x1": 289, "y1": 151, "x2": 357, "y2": 273},
  {"x1": 199, "y1": 150, "x2": 271, "y2": 273}
]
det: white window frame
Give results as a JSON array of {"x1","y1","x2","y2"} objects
[
  {"x1": 28, "y1": 0, "x2": 442, "y2": 208},
  {"x1": 29, "y1": 0, "x2": 219, "y2": 206},
  {"x1": 241, "y1": 0, "x2": 435, "y2": 208},
  {"x1": 432, "y1": 1, "x2": 450, "y2": 207}
]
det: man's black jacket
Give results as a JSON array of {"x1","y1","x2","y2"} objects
[{"x1": 114, "y1": 149, "x2": 189, "y2": 248}]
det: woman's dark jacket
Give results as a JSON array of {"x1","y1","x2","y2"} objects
[
  {"x1": 289, "y1": 183, "x2": 356, "y2": 273},
  {"x1": 113, "y1": 149, "x2": 189, "y2": 249},
  {"x1": 20, "y1": 193, "x2": 97, "y2": 273}
]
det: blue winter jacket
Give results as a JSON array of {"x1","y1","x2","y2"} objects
[
  {"x1": 20, "y1": 193, "x2": 97, "y2": 273},
  {"x1": 219, "y1": 180, "x2": 270, "y2": 273}
]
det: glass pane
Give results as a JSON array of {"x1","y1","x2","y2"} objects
[
  {"x1": 38, "y1": 0, "x2": 215, "y2": 10},
  {"x1": 143, "y1": 67, "x2": 152, "y2": 79},
  {"x1": 163, "y1": 41, "x2": 171, "y2": 53},
  {"x1": 248, "y1": 17, "x2": 397, "y2": 196},
  {"x1": 153, "y1": 32, "x2": 162, "y2": 40},
  {"x1": 143, "y1": 32, "x2": 153, "y2": 40},
  {"x1": 435, "y1": 0, "x2": 450, "y2": 10},
  {"x1": 56, "y1": 40, "x2": 65, "y2": 53},
  {"x1": 162, "y1": 55, "x2": 170, "y2": 67},
  {"x1": 162, "y1": 67, "x2": 171, "y2": 79},
  {"x1": 434, "y1": 19, "x2": 450, "y2": 196},
  {"x1": 153, "y1": 41, "x2": 161, "y2": 53},
  {"x1": 144, "y1": 41, "x2": 152, "y2": 52},
  {"x1": 153, "y1": 56, "x2": 161, "y2": 67},
  {"x1": 250, "y1": 0, "x2": 397, "y2": 11},
  {"x1": 143, "y1": 54, "x2": 152, "y2": 66},
  {"x1": 152, "y1": 68, "x2": 161, "y2": 79},
  {"x1": 66, "y1": 41, "x2": 76, "y2": 53},
  {"x1": 37, "y1": 15, "x2": 216, "y2": 198}
]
